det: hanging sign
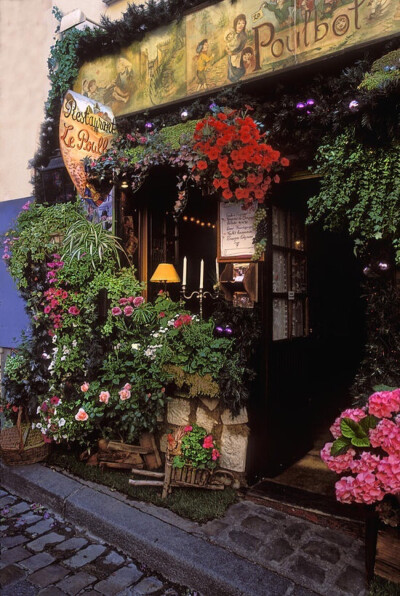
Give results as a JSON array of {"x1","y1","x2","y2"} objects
[
  {"x1": 218, "y1": 202, "x2": 257, "y2": 261},
  {"x1": 73, "y1": 0, "x2": 399, "y2": 116},
  {"x1": 59, "y1": 90, "x2": 117, "y2": 206}
]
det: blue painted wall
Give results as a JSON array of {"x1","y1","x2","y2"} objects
[{"x1": 0, "y1": 199, "x2": 31, "y2": 348}]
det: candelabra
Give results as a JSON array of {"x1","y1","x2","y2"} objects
[{"x1": 180, "y1": 285, "x2": 219, "y2": 319}]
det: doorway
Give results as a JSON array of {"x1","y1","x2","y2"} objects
[{"x1": 249, "y1": 178, "x2": 365, "y2": 499}]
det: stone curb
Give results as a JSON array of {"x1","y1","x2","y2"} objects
[{"x1": 1, "y1": 462, "x2": 296, "y2": 596}]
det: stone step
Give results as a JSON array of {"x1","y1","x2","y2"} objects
[{"x1": 245, "y1": 479, "x2": 367, "y2": 539}]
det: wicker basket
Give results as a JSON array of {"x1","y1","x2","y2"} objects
[
  {"x1": 171, "y1": 465, "x2": 211, "y2": 486},
  {"x1": 0, "y1": 407, "x2": 49, "y2": 466}
]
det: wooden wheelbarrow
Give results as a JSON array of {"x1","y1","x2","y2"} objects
[{"x1": 129, "y1": 427, "x2": 234, "y2": 498}]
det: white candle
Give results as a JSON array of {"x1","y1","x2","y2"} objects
[
  {"x1": 199, "y1": 259, "x2": 204, "y2": 289},
  {"x1": 215, "y1": 258, "x2": 219, "y2": 283},
  {"x1": 182, "y1": 256, "x2": 187, "y2": 286}
]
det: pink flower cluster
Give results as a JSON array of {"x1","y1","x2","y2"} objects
[
  {"x1": 321, "y1": 388, "x2": 400, "y2": 505},
  {"x1": 320, "y1": 443, "x2": 356, "y2": 473},
  {"x1": 174, "y1": 314, "x2": 192, "y2": 328},
  {"x1": 368, "y1": 389, "x2": 400, "y2": 418},
  {"x1": 202, "y1": 434, "x2": 221, "y2": 461},
  {"x1": 46, "y1": 254, "x2": 64, "y2": 284},
  {"x1": 112, "y1": 296, "x2": 145, "y2": 316},
  {"x1": 369, "y1": 419, "x2": 400, "y2": 457}
]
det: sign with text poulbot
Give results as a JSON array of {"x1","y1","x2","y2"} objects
[
  {"x1": 219, "y1": 202, "x2": 257, "y2": 260},
  {"x1": 59, "y1": 91, "x2": 117, "y2": 206},
  {"x1": 73, "y1": 0, "x2": 399, "y2": 116}
]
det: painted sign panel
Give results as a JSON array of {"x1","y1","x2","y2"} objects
[
  {"x1": 59, "y1": 91, "x2": 117, "y2": 205},
  {"x1": 219, "y1": 202, "x2": 257, "y2": 260},
  {"x1": 73, "y1": 0, "x2": 399, "y2": 116}
]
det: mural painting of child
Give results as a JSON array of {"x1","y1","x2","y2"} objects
[{"x1": 196, "y1": 39, "x2": 214, "y2": 91}]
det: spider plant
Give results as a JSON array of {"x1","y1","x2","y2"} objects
[{"x1": 63, "y1": 216, "x2": 127, "y2": 268}]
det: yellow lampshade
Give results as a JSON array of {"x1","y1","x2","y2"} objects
[{"x1": 150, "y1": 263, "x2": 180, "y2": 283}]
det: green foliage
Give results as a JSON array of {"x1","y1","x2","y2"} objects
[
  {"x1": 63, "y1": 216, "x2": 126, "y2": 268},
  {"x1": 352, "y1": 281, "x2": 400, "y2": 406},
  {"x1": 307, "y1": 130, "x2": 400, "y2": 263},
  {"x1": 4, "y1": 201, "x2": 83, "y2": 290},
  {"x1": 359, "y1": 49, "x2": 400, "y2": 92},
  {"x1": 173, "y1": 425, "x2": 219, "y2": 470}
]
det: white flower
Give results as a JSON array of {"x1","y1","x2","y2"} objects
[
  {"x1": 58, "y1": 418, "x2": 66, "y2": 427},
  {"x1": 42, "y1": 352, "x2": 50, "y2": 359},
  {"x1": 32, "y1": 422, "x2": 36, "y2": 429},
  {"x1": 152, "y1": 332, "x2": 159, "y2": 338},
  {"x1": 53, "y1": 347, "x2": 58, "y2": 354},
  {"x1": 167, "y1": 319, "x2": 175, "y2": 326},
  {"x1": 47, "y1": 422, "x2": 52, "y2": 428},
  {"x1": 62, "y1": 346, "x2": 70, "y2": 355},
  {"x1": 62, "y1": 434, "x2": 68, "y2": 439},
  {"x1": 52, "y1": 335, "x2": 57, "y2": 343},
  {"x1": 60, "y1": 356, "x2": 66, "y2": 361},
  {"x1": 72, "y1": 339, "x2": 77, "y2": 348},
  {"x1": 36, "y1": 406, "x2": 41, "y2": 414},
  {"x1": 53, "y1": 435, "x2": 58, "y2": 441},
  {"x1": 131, "y1": 343, "x2": 141, "y2": 351},
  {"x1": 36, "y1": 423, "x2": 42, "y2": 429},
  {"x1": 48, "y1": 362, "x2": 54, "y2": 370}
]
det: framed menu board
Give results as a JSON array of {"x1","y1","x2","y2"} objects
[{"x1": 218, "y1": 202, "x2": 257, "y2": 262}]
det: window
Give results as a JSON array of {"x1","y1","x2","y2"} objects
[{"x1": 272, "y1": 206, "x2": 308, "y2": 341}]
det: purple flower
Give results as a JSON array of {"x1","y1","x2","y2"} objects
[
  {"x1": 21, "y1": 201, "x2": 31, "y2": 211},
  {"x1": 43, "y1": 512, "x2": 50, "y2": 519}
]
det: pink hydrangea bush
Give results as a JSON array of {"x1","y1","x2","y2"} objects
[{"x1": 321, "y1": 388, "x2": 400, "y2": 505}]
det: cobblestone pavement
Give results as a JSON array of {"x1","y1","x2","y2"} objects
[
  {"x1": 200, "y1": 501, "x2": 367, "y2": 596},
  {"x1": 0, "y1": 488, "x2": 195, "y2": 596}
]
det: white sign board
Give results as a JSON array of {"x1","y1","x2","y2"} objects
[{"x1": 219, "y1": 202, "x2": 256, "y2": 260}]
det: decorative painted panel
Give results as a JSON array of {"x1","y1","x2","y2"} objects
[{"x1": 73, "y1": 0, "x2": 399, "y2": 115}]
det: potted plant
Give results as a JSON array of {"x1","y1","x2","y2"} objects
[{"x1": 169, "y1": 424, "x2": 221, "y2": 486}]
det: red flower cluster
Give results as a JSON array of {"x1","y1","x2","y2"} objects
[
  {"x1": 173, "y1": 314, "x2": 193, "y2": 328},
  {"x1": 193, "y1": 110, "x2": 289, "y2": 207}
]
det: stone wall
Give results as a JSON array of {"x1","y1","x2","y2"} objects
[{"x1": 156, "y1": 393, "x2": 249, "y2": 487}]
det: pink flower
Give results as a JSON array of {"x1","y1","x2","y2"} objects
[
  {"x1": 2, "y1": 253, "x2": 10, "y2": 260},
  {"x1": 350, "y1": 451, "x2": 380, "y2": 475},
  {"x1": 335, "y1": 476, "x2": 356, "y2": 504},
  {"x1": 369, "y1": 419, "x2": 400, "y2": 457},
  {"x1": 81, "y1": 382, "x2": 90, "y2": 392},
  {"x1": 112, "y1": 307, "x2": 122, "y2": 316},
  {"x1": 44, "y1": 306, "x2": 51, "y2": 314},
  {"x1": 183, "y1": 425, "x2": 193, "y2": 433},
  {"x1": 50, "y1": 396, "x2": 60, "y2": 405},
  {"x1": 368, "y1": 389, "x2": 400, "y2": 418},
  {"x1": 40, "y1": 402, "x2": 48, "y2": 412},
  {"x1": 99, "y1": 391, "x2": 110, "y2": 404},
  {"x1": 133, "y1": 296, "x2": 144, "y2": 307},
  {"x1": 123, "y1": 383, "x2": 132, "y2": 390},
  {"x1": 119, "y1": 389, "x2": 131, "y2": 401},
  {"x1": 329, "y1": 408, "x2": 366, "y2": 439},
  {"x1": 119, "y1": 298, "x2": 129, "y2": 305},
  {"x1": 21, "y1": 201, "x2": 31, "y2": 211},
  {"x1": 203, "y1": 435, "x2": 214, "y2": 449},
  {"x1": 124, "y1": 306, "x2": 134, "y2": 316},
  {"x1": 320, "y1": 443, "x2": 355, "y2": 474},
  {"x1": 75, "y1": 408, "x2": 89, "y2": 421},
  {"x1": 376, "y1": 455, "x2": 400, "y2": 494},
  {"x1": 68, "y1": 306, "x2": 80, "y2": 316},
  {"x1": 212, "y1": 448, "x2": 220, "y2": 461}
]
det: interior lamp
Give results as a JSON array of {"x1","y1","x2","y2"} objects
[{"x1": 150, "y1": 263, "x2": 180, "y2": 293}]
